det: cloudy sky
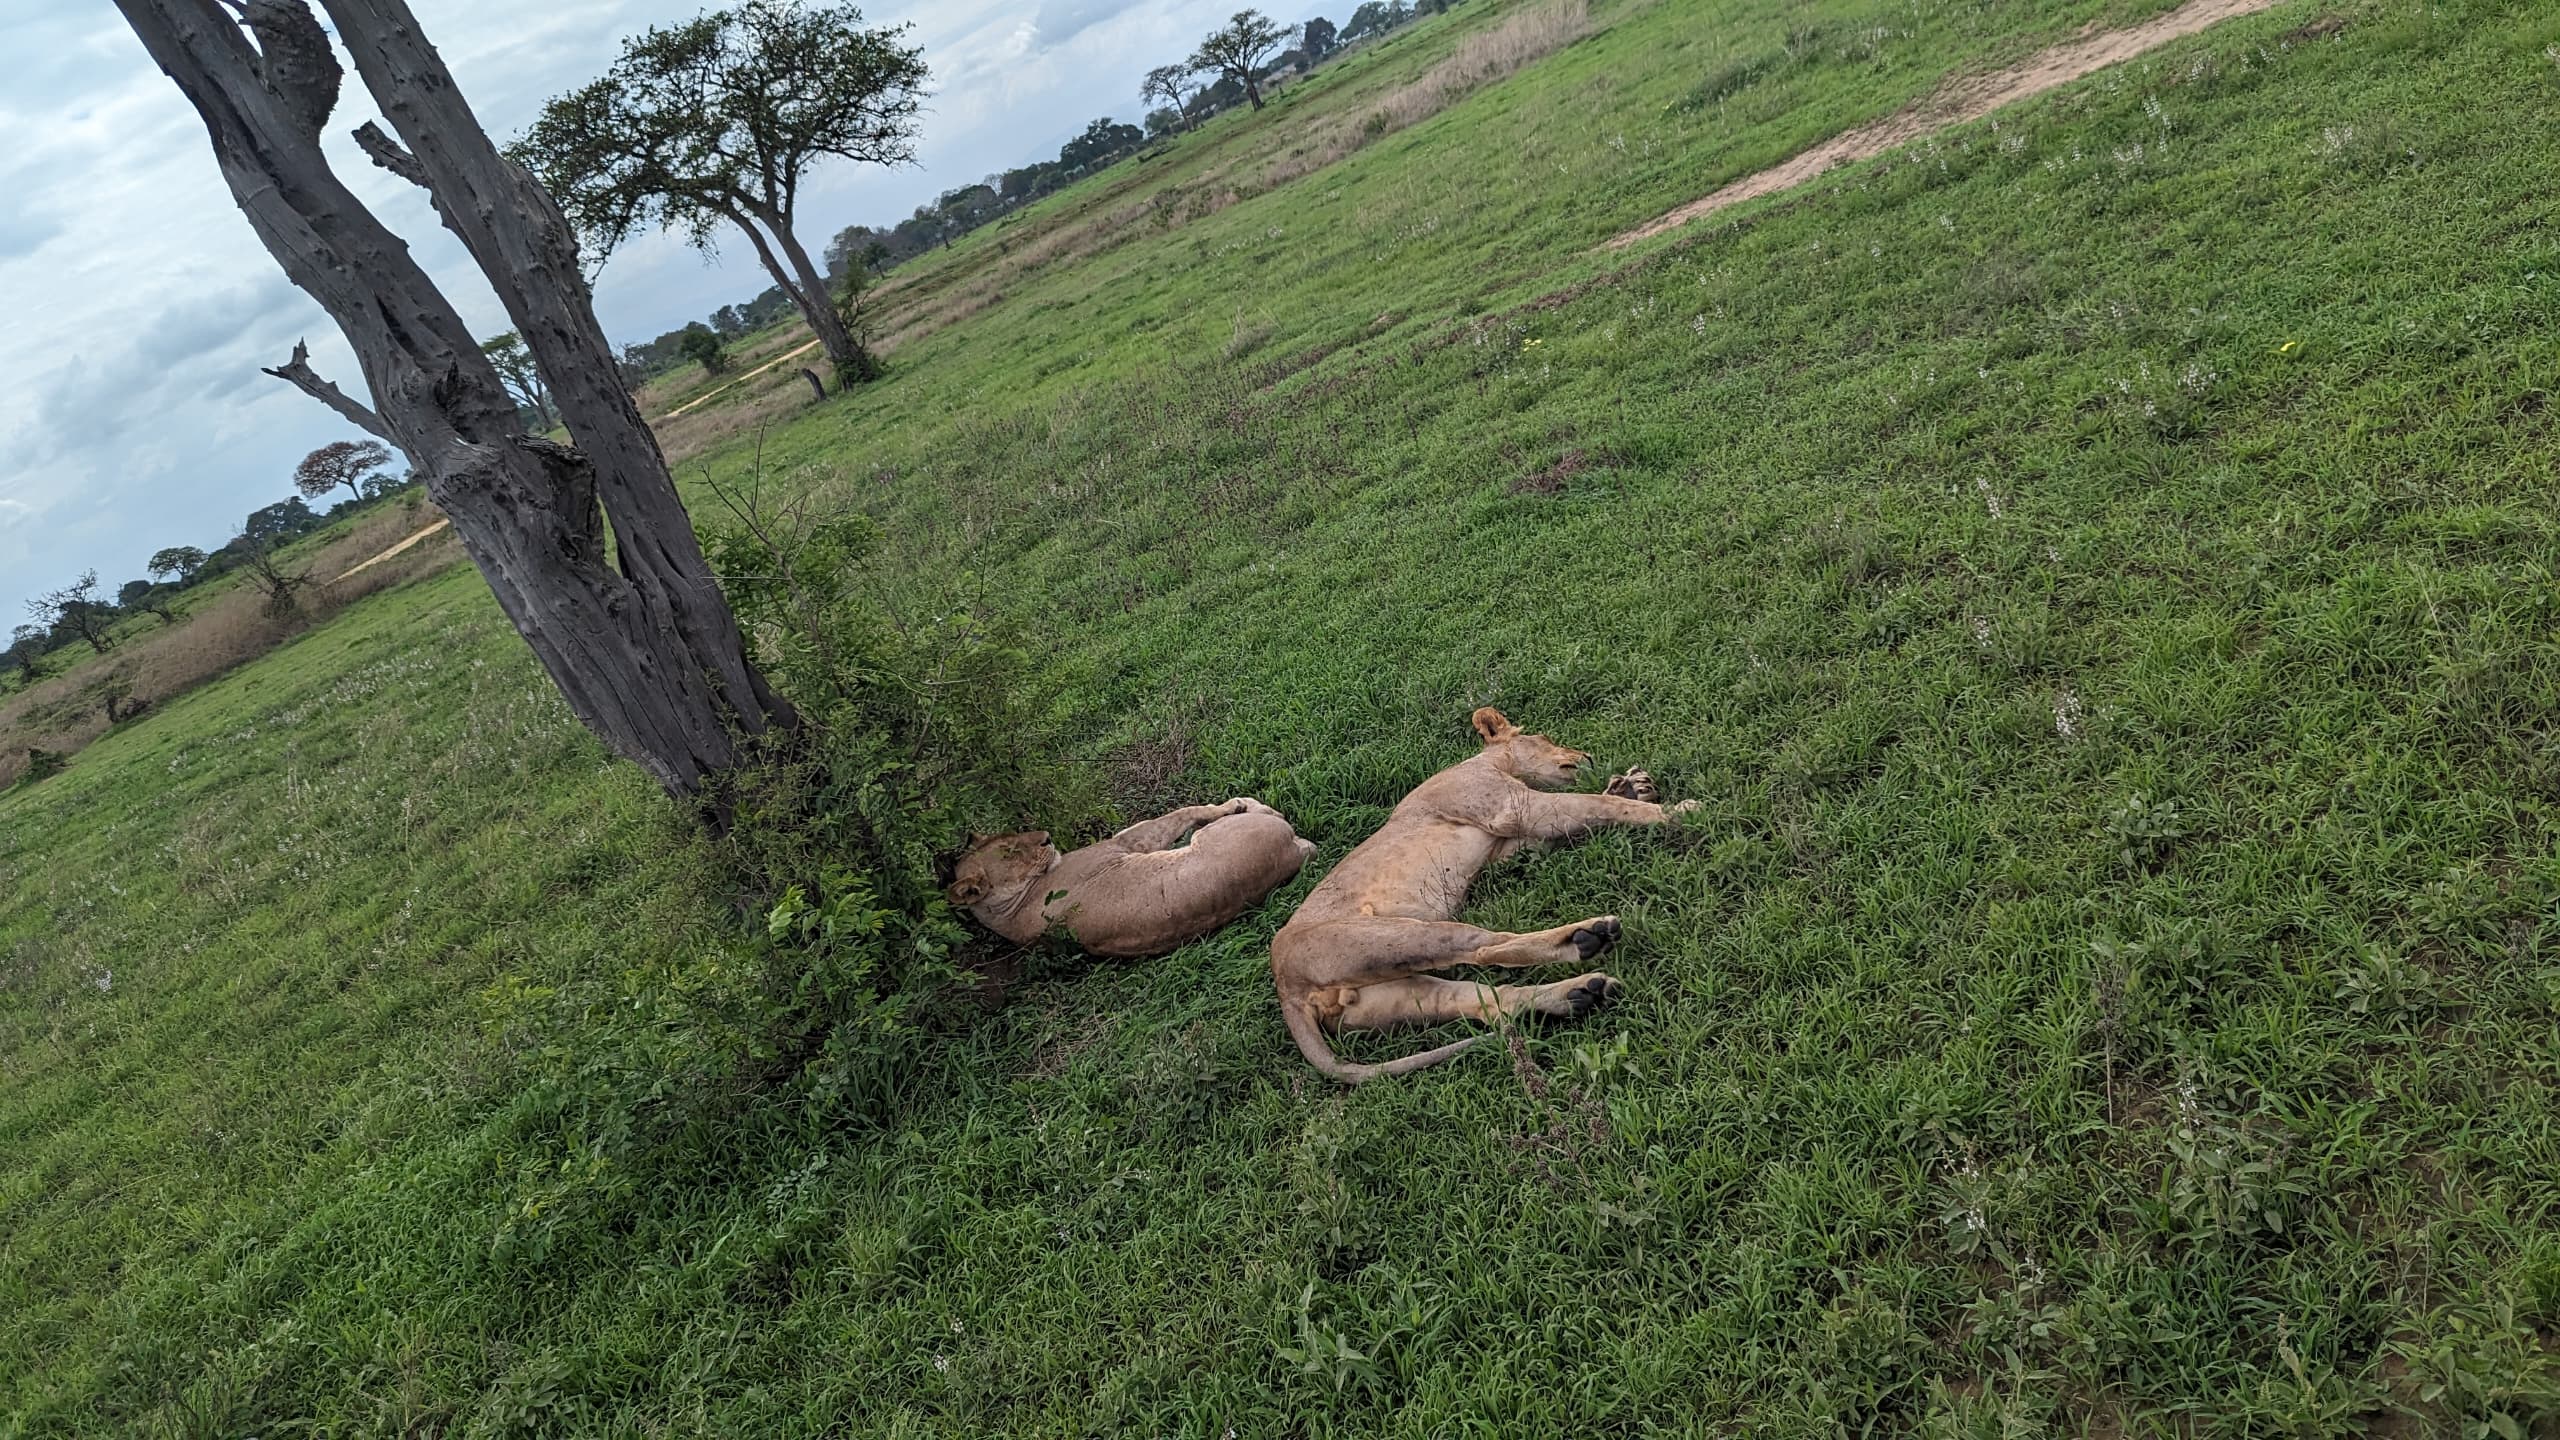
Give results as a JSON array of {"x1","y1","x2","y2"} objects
[{"x1": 0, "y1": 0, "x2": 1312, "y2": 618}]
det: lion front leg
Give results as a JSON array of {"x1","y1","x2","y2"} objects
[{"x1": 1508, "y1": 787, "x2": 1695, "y2": 842}]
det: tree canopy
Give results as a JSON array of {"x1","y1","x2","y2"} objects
[
  {"x1": 245, "y1": 497, "x2": 322, "y2": 548},
  {"x1": 515, "y1": 1, "x2": 928, "y2": 386},
  {"x1": 147, "y1": 546, "x2": 208, "y2": 584},
  {"x1": 293, "y1": 439, "x2": 393, "y2": 506},
  {"x1": 1141, "y1": 63, "x2": 1196, "y2": 133},
  {"x1": 1190, "y1": 11, "x2": 1293, "y2": 110}
]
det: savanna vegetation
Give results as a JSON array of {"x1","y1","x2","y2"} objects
[{"x1": 7, "y1": 0, "x2": 2560, "y2": 1434}]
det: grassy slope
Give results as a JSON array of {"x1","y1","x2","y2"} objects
[{"x1": 9, "y1": 0, "x2": 2560, "y2": 1434}]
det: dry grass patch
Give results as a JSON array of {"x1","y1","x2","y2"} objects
[
  {"x1": 1263, "y1": 0, "x2": 1593, "y2": 191},
  {"x1": 0, "y1": 506, "x2": 459, "y2": 787}
]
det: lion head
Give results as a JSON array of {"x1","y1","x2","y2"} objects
[
  {"x1": 946, "y1": 830, "x2": 1061, "y2": 910},
  {"x1": 1469, "y1": 707, "x2": 1592, "y2": 790}
]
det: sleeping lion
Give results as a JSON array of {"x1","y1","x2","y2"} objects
[
  {"x1": 1272, "y1": 707, "x2": 1695, "y2": 1083},
  {"x1": 947, "y1": 798, "x2": 1314, "y2": 958}
]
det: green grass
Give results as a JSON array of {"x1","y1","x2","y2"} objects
[{"x1": 9, "y1": 0, "x2": 2560, "y2": 1433}]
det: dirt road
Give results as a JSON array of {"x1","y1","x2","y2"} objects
[{"x1": 1609, "y1": 0, "x2": 2292, "y2": 248}]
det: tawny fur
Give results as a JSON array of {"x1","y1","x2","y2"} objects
[
  {"x1": 948, "y1": 798, "x2": 1315, "y2": 958},
  {"x1": 1271, "y1": 708, "x2": 1695, "y2": 1083}
]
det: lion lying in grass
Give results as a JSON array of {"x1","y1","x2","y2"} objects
[
  {"x1": 947, "y1": 798, "x2": 1314, "y2": 957},
  {"x1": 1272, "y1": 707, "x2": 1694, "y2": 1083}
]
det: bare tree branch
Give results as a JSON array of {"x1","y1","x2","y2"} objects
[
  {"x1": 263, "y1": 339, "x2": 394, "y2": 440},
  {"x1": 352, "y1": 120, "x2": 429, "y2": 188}
]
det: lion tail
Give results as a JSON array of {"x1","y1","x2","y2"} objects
[{"x1": 1283, "y1": 993, "x2": 1482, "y2": 1085}]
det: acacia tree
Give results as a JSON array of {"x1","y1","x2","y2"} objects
[
  {"x1": 1189, "y1": 10, "x2": 1291, "y2": 111},
  {"x1": 293, "y1": 438, "x2": 393, "y2": 505},
  {"x1": 480, "y1": 331, "x2": 559, "y2": 431},
  {"x1": 515, "y1": 2, "x2": 929, "y2": 389},
  {"x1": 147, "y1": 546, "x2": 209, "y2": 586},
  {"x1": 112, "y1": 0, "x2": 794, "y2": 806},
  {"x1": 1140, "y1": 63, "x2": 1197, "y2": 133},
  {"x1": 31, "y1": 572, "x2": 115, "y2": 655}
]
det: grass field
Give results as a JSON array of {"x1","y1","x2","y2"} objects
[{"x1": 7, "y1": 0, "x2": 2560, "y2": 1433}]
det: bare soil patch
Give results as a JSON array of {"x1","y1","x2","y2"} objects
[{"x1": 1608, "y1": 0, "x2": 2290, "y2": 248}]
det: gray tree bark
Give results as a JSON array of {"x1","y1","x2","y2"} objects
[
  {"x1": 726, "y1": 197, "x2": 871, "y2": 385},
  {"x1": 113, "y1": 0, "x2": 793, "y2": 807}
]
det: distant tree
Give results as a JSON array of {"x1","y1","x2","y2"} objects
[
  {"x1": 1192, "y1": 73, "x2": 1248, "y2": 114},
  {"x1": 936, "y1": 182, "x2": 1002, "y2": 232},
  {"x1": 516, "y1": 1, "x2": 930, "y2": 389},
  {"x1": 1058, "y1": 119, "x2": 1144, "y2": 172},
  {"x1": 30, "y1": 571, "x2": 115, "y2": 655},
  {"x1": 117, "y1": 580, "x2": 180, "y2": 623},
  {"x1": 824, "y1": 223, "x2": 899, "y2": 277},
  {"x1": 361, "y1": 469, "x2": 414, "y2": 502},
  {"x1": 995, "y1": 165, "x2": 1055, "y2": 203},
  {"x1": 1141, "y1": 63, "x2": 1199, "y2": 133},
  {"x1": 1190, "y1": 10, "x2": 1292, "y2": 110},
  {"x1": 5, "y1": 625, "x2": 46, "y2": 685},
  {"x1": 246, "y1": 497, "x2": 322, "y2": 548},
  {"x1": 1144, "y1": 107, "x2": 1185, "y2": 138},
  {"x1": 479, "y1": 332, "x2": 560, "y2": 432},
  {"x1": 293, "y1": 439, "x2": 394, "y2": 507},
  {"x1": 710, "y1": 304, "x2": 746, "y2": 338},
  {"x1": 1302, "y1": 15, "x2": 1338, "y2": 55},
  {"x1": 147, "y1": 545, "x2": 208, "y2": 586},
  {"x1": 678, "y1": 324, "x2": 730, "y2": 376},
  {"x1": 1342, "y1": 0, "x2": 1410, "y2": 44}
]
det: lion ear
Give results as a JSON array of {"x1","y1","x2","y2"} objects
[
  {"x1": 1471, "y1": 707, "x2": 1518, "y2": 744},
  {"x1": 965, "y1": 831, "x2": 991, "y2": 849},
  {"x1": 948, "y1": 878, "x2": 986, "y2": 906}
]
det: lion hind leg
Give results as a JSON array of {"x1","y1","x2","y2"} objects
[
  {"x1": 1333, "y1": 973, "x2": 1625, "y2": 1032},
  {"x1": 1288, "y1": 915, "x2": 1619, "y2": 987}
]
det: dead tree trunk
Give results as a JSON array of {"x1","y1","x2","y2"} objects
[{"x1": 112, "y1": 0, "x2": 792, "y2": 807}]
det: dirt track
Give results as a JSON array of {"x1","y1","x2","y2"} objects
[
  {"x1": 656, "y1": 339, "x2": 825, "y2": 421},
  {"x1": 333, "y1": 518, "x2": 451, "y2": 582},
  {"x1": 1609, "y1": 0, "x2": 2291, "y2": 248}
]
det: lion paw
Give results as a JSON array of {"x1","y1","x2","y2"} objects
[
  {"x1": 1569, "y1": 916, "x2": 1621, "y2": 961},
  {"x1": 1563, "y1": 973, "x2": 1624, "y2": 1017},
  {"x1": 1604, "y1": 768, "x2": 1659, "y2": 804}
]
